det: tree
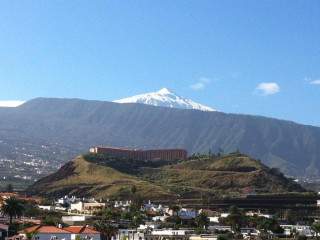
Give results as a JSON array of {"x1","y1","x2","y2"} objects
[
  {"x1": 227, "y1": 206, "x2": 243, "y2": 233},
  {"x1": 93, "y1": 222, "x2": 117, "y2": 240},
  {"x1": 296, "y1": 235, "x2": 307, "y2": 240},
  {"x1": 217, "y1": 235, "x2": 228, "y2": 240},
  {"x1": 218, "y1": 148, "x2": 224, "y2": 156},
  {"x1": 24, "y1": 229, "x2": 38, "y2": 240},
  {"x1": 23, "y1": 200, "x2": 40, "y2": 218},
  {"x1": 250, "y1": 216, "x2": 283, "y2": 233},
  {"x1": 284, "y1": 209, "x2": 298, "y2": 224},
  {"x1": 0, "y1": 197, "x2": 24, "y2": 226},
  {"x1": 196, "y1": 212, "x2": 209, "y2": 229},
  {"x1": 129, "y1": 197, "x2": 144, "y2": 213},
  {"x1": 131, "y1": 185, "x2": 137, "y2": 195},
  {"x1": 312, "y1": 222, "x2": 320, "y2": 240},
  {"x1": 200, "y1": 195, "x2": 210, "y2": 209},
  {"x1": 130, "y1": 214, "x2": 143, "y2": 229},
  {"x1": 6, "y1": 184, "x2": 13, "y2": 193},
  {"x1": 169, "y1": 202, "x2": 181, "y2": 218}
]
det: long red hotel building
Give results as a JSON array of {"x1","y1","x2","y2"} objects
[{"x1": 90, "y1": 146, "x2": 187, "y2": 161}]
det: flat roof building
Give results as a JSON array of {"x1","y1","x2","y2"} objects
[{"x1": 90, "y1": 146, "x2": 187, "y2": 161}]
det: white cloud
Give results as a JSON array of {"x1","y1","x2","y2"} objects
[
  {"x1": 190, "y1": 77, "x2": 212, "y2": 90},
  {"x1": 190, "y1": 82, "x2": 205, "y2": 90},
  {"x1": 310, "y1": 79, "x2": 320, "y2": 85},
  {"x1": 0, "y1": 101, "x2": 25, "y2": 107},
  {"x1": 304, "y1": 77, "x2": 320, "y2": 85},
  {"x1": 254, "y1": 82, "x2": 280, "y2": 96}
]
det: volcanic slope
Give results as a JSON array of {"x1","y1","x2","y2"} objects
[
  {"x1": 27, "y1": 154, "x2": 174, "y2": 200},
  {"x1": 27, "y1": 152, "x2": 305, "y2": 199}
]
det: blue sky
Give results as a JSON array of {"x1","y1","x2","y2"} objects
[{"x1": 0, "y1": 1, "x2": 319, "y2": 126}]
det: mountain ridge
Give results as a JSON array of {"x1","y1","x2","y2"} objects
[{"x1": 0, "y1": 97, "x2": 319, "y2": 178}]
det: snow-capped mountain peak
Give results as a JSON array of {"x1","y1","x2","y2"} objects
[
  {"x1": 113, "y1": 88, "x2": 217, "y2": 112},
  {"x1": 157, "y1": 87, "x2": 173, "y2": 94}
]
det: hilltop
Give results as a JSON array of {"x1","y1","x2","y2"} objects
[{"x1": 27, "y1": 152, "x2": 305, "y2": 199}]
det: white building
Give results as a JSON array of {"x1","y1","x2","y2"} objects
[
  {"x1": 280, "y1": 225, "x2": 314, "y2": 236},
  {"x1": 178, "y1": 208, "x2": 197, "y2": 219},
  {"x1": 18, "y1": 225, "x2": 101, "y2": 240}
]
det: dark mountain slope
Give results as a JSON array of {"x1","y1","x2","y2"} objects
[{"x1": 0, "y1": 98, "x2": 319, "y2": 177}]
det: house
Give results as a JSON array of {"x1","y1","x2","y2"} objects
[
  {"x1": 245, "y1": 211, "x2": 273, "y2": 219},
  {"x1": 138, "y1": 221, "x2": 162, "y2": 231},
  {"x1": 189, "y1": 234, "x2": 219, "y2": 240},
  {"x1": 69, "y1": 200, "x2": 105, "y2": 214},
  {"x1": 240, "y1": 228, "x2": 261, "y2": 238},
  {"x1": 0, "y1": 223, "x2": 8, "y2": 238},
  {"x1": 208, "y1": 226, "x2": 231, "y2": 231},
  {"x1": 178, "y1": 208, "x2": 197, "y2": 219},
  {"x1": 62, "y1": 215, "x2": 94, "y2": 225},
  {"x1": 56, "y1": 196, "x2": 78, "y2": 206},
  {"x1": 151, "y1": 214, "x2": 168, "y2": 222},
  {"x1": 18, "y1": 225, "x2": 73, "y2": 240},
  {"x1": 64, "y1": 226, "x2": 101, "y2": 240},
  {"x1": 280, "y1": 225, "x2": 313, "y2": 236},
  {"x1": 199, "y1": 209, "x2": 219, "y2": 217},
  {"x1": 208, "y1": 217, "x2": 219, "y2": 223},
  {"x1": 18, "y1": 225, "x2": 101, "y2": 240},
  {"x1": 116, "y1": 229, "x2": 138, "y2": 240},
  {"x1": 114, "y1": 200, "x2": 131, "y2": 209}
]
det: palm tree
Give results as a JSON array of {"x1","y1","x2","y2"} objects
[
  {"x1": 0, "y1": 196, "x2": 24, "y2": 227},
  {"x1": 227, "y1": 205, "x2": 243, "y2": 233},
  {"x1": 196, "y1": 212, "x2": 209, "y2": 229},
  {"x1": 169, "y1": 202, "x2": 181, "y2": 218},
  {"x1": 24, "y1": 229, "x2": 38, "y2": 240},
  {"x1": 93, "y1": 222, "x2": 117, "y2": 240}
]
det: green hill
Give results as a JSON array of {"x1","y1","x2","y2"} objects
[
  {"x1": 27, "y1": 155, "x2": 175, "y2": 200},
  {"x1": 27, "y1": 152, "x2": 305, "y2": 199},
  {"x1": 139, "y1": 153, "x2": 304, "y2": 197}
]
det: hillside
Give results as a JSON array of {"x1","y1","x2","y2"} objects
[
  {"x1": 27, "y1": 154, "x2": 174, "y2": 200},
  {"x1": 0, "y1": 97, "x2": 320, "y2": 178},
  {"x1": 27, "y1": 152, "x2": 305, "y2": 199}
]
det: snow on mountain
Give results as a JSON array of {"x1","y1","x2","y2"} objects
[
  {"x1": 113, "y1": 88, "x2": 217, "y2": 112},
  {"x1": 0, "y1": 101, "x2": 25, "y2": 107}
]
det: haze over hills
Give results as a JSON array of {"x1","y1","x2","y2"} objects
[
  {"x1": 0, "y1": 97, "x2": 319, "y2": 179},
  {"x1": 113, "y1": 88, "x2": 216, "y2": 112}
]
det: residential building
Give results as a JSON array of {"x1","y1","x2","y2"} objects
[
  {"x1": 18, "y1": 225, "x2": 101, "y2": 240},
  {"x1": 90, "y1": 146, "x2": 187, "y2": 161}
]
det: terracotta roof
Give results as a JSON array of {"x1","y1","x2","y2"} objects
[
  {"x1": 0, "y1": 193, "x2": 18, "y2": 197},
  {"x1": 64, "y1": 226, "x2": 84, "y2": 233},
  {"x1": 64, "y1": 226, "x2": 100, "y2": 234},
  {"x1": 202, "y1": 209, "x2": 212, "y2": 212},
  {"x1": 0, "y1": 223, "x2": 8, "y2": 227},
  {"x1": 19, "y1": 226, "x2": 71, "y2": 234},
  {"x1": 19, "y1": 225, "x2": 39, "y2": 233}
]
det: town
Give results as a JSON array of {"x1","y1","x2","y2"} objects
[{"x1": 1, "y1": 191, "x2": 320, "y2": 240}]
